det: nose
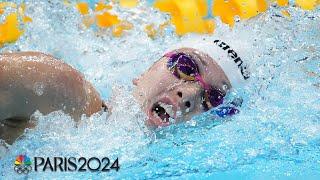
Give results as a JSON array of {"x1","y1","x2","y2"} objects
[{"x1": 174, "y1": 83, "x2": 202, "y2": 114}]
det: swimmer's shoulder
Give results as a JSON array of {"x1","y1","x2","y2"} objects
[
  {"x1": 0, "y1": 51, "x2": 83, "y2": 77},
  {"x1": 0, "y1": 51, "x2": 91, "y2": 99},
  {"x1": 0, "y1": 51, "x2": 103, "y2": 120},
  {"x1": 0, "y1": 51, "x2": 64, "y2": 65},
  {"x1": 1, "y1": 51, "x2": 47, "y2": 58}
]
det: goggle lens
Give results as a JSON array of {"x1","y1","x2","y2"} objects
[
  {"x1": 167, "y1": 53, "x2": 199, "y2": 80},
  {"x1": 206, "y1": 88, "x2": 224, "y2": 107}
]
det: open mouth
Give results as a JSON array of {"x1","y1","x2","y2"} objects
[{"x1": 151, "y1": 102, "x2": 175, "y2": 124}]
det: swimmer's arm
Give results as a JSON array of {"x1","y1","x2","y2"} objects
[
  {"x1": 0, "y1": 52, "x2": 103, "y2": 121},
  {"x1": 0, "y1": 117, "x2": 36, "y2": 144},
  {"x1": 0, "y1": 52, "x2": 107, "y2": 144}
]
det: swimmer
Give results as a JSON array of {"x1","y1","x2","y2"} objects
[{"x1": 0, "y1": 39, "x2": 249, "y2": 144}]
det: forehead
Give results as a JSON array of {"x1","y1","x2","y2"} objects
[{"x1": 170, "y1": 48, "x2": 209, "y2": 67}]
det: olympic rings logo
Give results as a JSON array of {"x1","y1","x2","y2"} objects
[{"x1": 14, "y1": 165, "x2": 32, "y2": 174}]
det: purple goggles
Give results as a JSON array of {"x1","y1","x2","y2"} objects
[{"x1": 166, "y1": 52, "x2": 225, "y2": 109}]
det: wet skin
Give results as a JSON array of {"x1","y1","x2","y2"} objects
[
  {"x1": 0, "y1": 52, "x2": 102, "y2": 143},
  {"x1": 133, "y1": 48, "x2": 231, "y2": 127},
  {"x1": 0, "y1": 48, "x2": 231, "y2": 143}
]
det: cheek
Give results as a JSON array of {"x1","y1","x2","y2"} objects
[{"x1": 144, "y1": 70, "x2": 176, "y2": 91}]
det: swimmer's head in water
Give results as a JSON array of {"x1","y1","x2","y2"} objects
[{"x1": 133, "y1": 48, "x2": 232, "y2": 128}]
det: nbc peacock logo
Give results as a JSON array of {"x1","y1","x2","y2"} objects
[{"x1": 14, "y1": 155, "x2": 32, "y2": 174}]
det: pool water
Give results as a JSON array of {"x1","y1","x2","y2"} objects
[{"x1": 0, "y1": 1, "x2": 319, "y2": 179}]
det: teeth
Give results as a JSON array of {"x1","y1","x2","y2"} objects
[{"x1": 158, "y1": 102, "x2": 174, "y2": 117}]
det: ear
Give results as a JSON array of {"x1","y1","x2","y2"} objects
[{"x1": 132, "y1": 77, "x2": 139, "y2": 86}]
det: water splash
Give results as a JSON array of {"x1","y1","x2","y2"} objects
[{"x1": 0, "y1": 0, "x2": 319, "y2": 178}]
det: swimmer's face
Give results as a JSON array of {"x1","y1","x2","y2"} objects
[{"x1": 133, "y1": 48, "x2": 231, "y2": 128}]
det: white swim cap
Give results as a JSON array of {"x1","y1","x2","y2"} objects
[{"x1": 168, "y1": 39, "x2": 250, "y2": 89}]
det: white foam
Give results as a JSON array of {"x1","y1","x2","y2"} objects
[{"x1": 0, "y1": 1, "x2": 319, "y2": 178}]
